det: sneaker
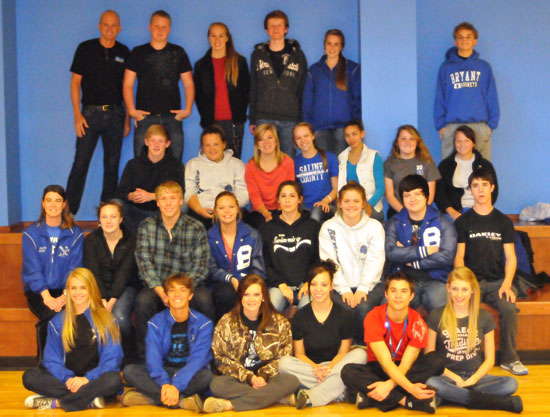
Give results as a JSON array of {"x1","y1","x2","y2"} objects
[
  {"x1": 203, "y1": 397, "x2": 228, "y2": 413},
  {"x1": 121, "y1": 388, "x2": 154, "y2": 406},
  {"x1": 295, "y1": 389, "x2": 309, "y2": 409},
  {"x1": 90, "y1": 397, "x2": 105, "y2": 409},
  {"x1": 24, "y1": 395, "x2": 54, "y2": 409},
  {"x1": 278, "y1": 393, "x2": 296, "y2": 406},
  {"x1": 356, "y1": 392, "x2": 373, "y2": 410},
  {"x1": 501, "y1": 360, "x2": 529, "y2": 376},
  {"x1": 405, "y1": 395, "x2": 437, "y2": 414},
  {"x1": 180, "y1": 394, "x2": 203, "y2": 412}
]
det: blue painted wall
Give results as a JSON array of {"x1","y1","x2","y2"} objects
[
  {"x1": 416, "y1": 0, "x2": 550, "y2": 213},
  {"x1": 2, "y1": 0, "x2": 549, "y2": 222},
  {"x1": 0, "y1": 0, "x2": 21, "y2": 224},
  {"x1": 15, "y1": 0, "x2": 359, "y2": 220}
]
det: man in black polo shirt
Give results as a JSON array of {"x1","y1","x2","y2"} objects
[
  {"x1": 66, "y1": 10, "x2": 130, "y2": 215},
  {"x1": 123, "y1": 9, "x2": 194, "y2": 160}
]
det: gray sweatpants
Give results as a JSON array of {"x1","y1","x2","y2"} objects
[
  {"x1": 278, "y1": 348, "x2": 367, "y2": 407},
  {"x1": 210, "y1": 373, "x2": 300, "y2": 411}
]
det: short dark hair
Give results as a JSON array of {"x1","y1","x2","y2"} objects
[
  {"x1": 96, "y1": 199, "x2": 125, "y2": 219},
  {"x1": 398, "y1": 174, "x2": 429, "y2": 202},
  {"x1": 453, "y1": 22, "x2": 478, "y2": 39},
  {"x1": 384, "y1": 272, "x2": 415, "y2": 294},
  {"x1": 200, "y1": 124, "x2": 226, "y2": 146},
  {"x1": 306, "y1": 259, "x2": 338, "y2": 290},
  {"x1": 264, "y1": 10, "x2": 289, "y2": 29},
  {"x1": 454, "y1": 125, "x2": 476, "y2": 144},
  {"x1": 344, "y1": 118, "x2": 364, "y2": 131},
  {"x1": 151, "y1": 10, "x2": 171, "y2": 24},
  {"x1": 468, "y1": 167, "x2": 495, "y2": 187},
  {"x1": 163, "y1": 272, "x2": 194, "y2": 293}
]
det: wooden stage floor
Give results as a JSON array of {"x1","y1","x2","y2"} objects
[{"x1": 1, "y1": 366, "x2": 549, "y2": 416}]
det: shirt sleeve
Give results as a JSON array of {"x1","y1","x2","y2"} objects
[
  {"x1": 501, "y1": 215, "x2": 516, "y2": 244},
  {"x1": 290, "y1": 310, "x2": 305, "y2": 340},
  {"x1": 364, "y1": 308, "x2": 386, "y2": 344},
  {"x1": 407, "y1": 312, "x2": 429, "y2": 349},
  {"x1": 455, "y1": 216, "x2": 468, "y2": 244},
  {"x1": 327, "y1": 152, "x2": 339, "y2": 178},
  {"x1": 178, "y1": 47, "x2": 192, "y2": 74},
  {"x1": 70, "y1": 42, "x2": 86, "y2": 75},
  {"x1": 425, "y1": 160, "x2": 442, "y2": 181}
]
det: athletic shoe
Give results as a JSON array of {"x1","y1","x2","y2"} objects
[
  {"x1": 404, "y1": 395, "x2": 437, "y2": 414},
  {"x1": 501, "y1": 360, "x2": 529, "y2": 375},
  {"x1": 90, "y1": 397, "x2": 105, "y2": 409},
  {"x1": 203, "y1": 397, "x2": 228, "y2": 413},
  {"x1": 120, "y1": 388, "x2": 154, "y2": 406},
  {"x1": 295, "y1": 389, "x2": 310, "y2": 409},
  {"x1": 356, "y1": 392, "x2": 373, "y2": 410},
  {"x1": 24, "y1": 395, "x2": 54, "y2": 410},
  {"x1": 180, "y1": 394, "x2": 203, "y2": 412}
]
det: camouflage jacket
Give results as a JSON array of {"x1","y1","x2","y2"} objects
[{"x1": 211, "y1": 311, "x2": 292, "y2": 382}]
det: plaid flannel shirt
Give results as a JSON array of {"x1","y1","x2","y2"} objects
[{"x1": 136, "y1": 214, "x2": 210, "y2": 288}]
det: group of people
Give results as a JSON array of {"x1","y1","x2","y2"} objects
[{"x1": 19, "y1": 6, "x2": 527, "y2": 415}]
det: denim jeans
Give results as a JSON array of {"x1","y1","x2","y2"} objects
[
  {"x1": 409, "y1": 278, "x2": 447, "y2": 313},
  {"x1": 332, "y1": 282, "x2": 386, "y2": 343},
  {"x1": 23, "y1": 368, "x2": 122, "y2": 412},
  {"x1": 123, "y1": 364, "x2": 212, "y2": 405},
  {"x1": 269, "y1": 285, "x2": 310, "y2": 312},
  {"x1": 134, "y1": 113, "x2": 183, "y2": 160},
  {"x1": 314, "y1": 127, "x2": 347, "y2": 156},
  {"x1": 257, "y1": 119, "x2": 296, "y2": 157},
  {"x1": 66, "y1": 105, "x2": 125, "y2": 214},
  {"x1": 479, "y1": 279, "x2": 519, "y2": 363},
  {"x1": 111, "y1": 287, "x2": 137, "y2": 338},
  {"x1": 215, "y1": 120, "x2": 245, "y2": 159},
  {"x1": 426, "y1": 373, "x2": 518, "y2": 405}
]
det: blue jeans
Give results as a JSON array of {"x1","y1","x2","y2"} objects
[
  {"x1": 66, "y1": 104, "x2": 125, "y2": 214},
  {"x1": 426, "y1": 373, "x2": 518, "y2": 405},
  {"x1": 333, "y1": 282, "x2": 386, "y2": 343},
  {"x1": 123, "y1": 364, "x2": 212, "y2": 405},
  {"x1": 269, "y1": 285, "x2": 310, "y2": 312},
  {"x1": 257, "y1": 119, "x2": 296, "y2": 157},
  {"x1": 410, "y1": 278, "x2": 447, "y2": 313},
  {"x1": 134, "y1": 114, "x2": 183, "y2": 160},
  {"x1": 215, "y1": 120, "x2": 245, "y2": 159},
  {"x1": 111, "y1": 287, "x2": 136, "y2": 338},
  {"x1": 314, "y1": 128, "x2": 346, "y2": 156}
]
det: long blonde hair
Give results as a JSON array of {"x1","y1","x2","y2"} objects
[
  {"x1": 208, "y1": 22, "x2": 240, "y2": 87},
  {"x1": 252, "y1": 123, "x2": 285, "y2": 168},
  {"x1": 62, "y1": 268, "x2": 120, "y2": 352},
  {"x1": 390, "y1": 124, "x2": 433, "y2": 163},
  {"x1": 438, "y1": 267, "x2": 481, "y2": 354}
]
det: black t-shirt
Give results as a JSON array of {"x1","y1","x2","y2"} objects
[
  {"x1": 268, "y1": 42, "x2": 292, "y2": 78},
  {"x1": 409, "y1": 217, "x2": 423, "y2": 246},
  {"x1": 455, "y1": 208, "x2": 515, "y2": 282},
  {"x1": 70, "y1": 39, "x2": 129, "y2": 105},
  {"x1": 126, "y1": 42, "x2": 192, "y2": 114},
  {"x1": 427, "y1": 307, "x2": 495, "y2": 373},
  {"x1": 241, "y1": 311, "x2": 262, "y2": 371},
  {"x1": 291, "y1": 303, "x2": 354, "y2": 364},
  {"x1": 165, "y1": 320, "x2": 189, "y2": 368},
  {"x1": 65, "y1": 313, "x2": 100, "y2": 376}
]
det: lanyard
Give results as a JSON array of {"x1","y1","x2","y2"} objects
[{"x1": 385, "y1": 307, "x2": 408, "y2": 360}]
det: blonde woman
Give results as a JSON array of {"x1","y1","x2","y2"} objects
[
  {"x1": 425, "y1": 267, "x2": 522, "y2": 413},
  {"x1": 23, "y1": 268, "x2": 123, "y2": 411},
  {"x1": 244, "y1": 123, "x2": 294, "y2": 228}
]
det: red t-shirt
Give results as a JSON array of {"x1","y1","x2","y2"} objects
[
  {"x1": 364, "y1": 304, "x2": 428, "y2": 362},
  {"x1": 212, "y1": 57, "x2": 232, "y2": 121}
]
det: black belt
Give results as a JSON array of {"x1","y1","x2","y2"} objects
[{"x1": 84, "y1": 104, "x2": 120, "y2": 111}]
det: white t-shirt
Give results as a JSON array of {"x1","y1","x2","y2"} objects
[{"x1": 453, "y1": 155, "x2": 475, "y2": 208}]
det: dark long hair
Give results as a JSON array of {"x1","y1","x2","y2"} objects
[
  {"x1": 231, "y1": 274, "x2": 275, "y2": 331},
  {"x1": 38, "y1": 184, "x2": 74, "y2": 229},
  {"x1": 325, "y1": 29, "x2": 347, "y2": 91}
]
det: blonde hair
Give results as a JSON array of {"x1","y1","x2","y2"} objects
[
  {"x1": 252, "y1": 123, "x2": 285, "y2": 168},
  {"x1": 391, "y1": 124, "x2": 433, "y2": 163},
  {"x1": 208, "y1": 22, "x2": 240, "y2": 87},
  {"x1": 62, "y1": 268, "x2": 120, "y2": 352},
  {"x1": 145, "y1": 124, "x2": 170, "y2": 142},
  {"x1": 155, "y1": 180, "x2": 183, "y2": 201},
  {"x1": 438, "y1": 267, "x2": 481, "y2": 354}
]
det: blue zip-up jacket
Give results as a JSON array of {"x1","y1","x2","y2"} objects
[
  {"x1": 146, "y1": 308, "x2": 213, "y2": 392},
  {"x1": 434, "y1": 47, "x2": 499, "y2": 130},
  {"x1": 207, "y1": 221, "x2": 265, "y2": 284},
  {"x1": 42, "y1": 308, "x2": 123, "y2": 383},
  {"x1": 22, "y1": 221, "x2": 84, "y2": 293},
  {"x1": 385, "y1": 205, "x2": 457, "y2": 282},
  {"x1": 302, "y1": 55, "x2": 361, "y2": 130}
]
